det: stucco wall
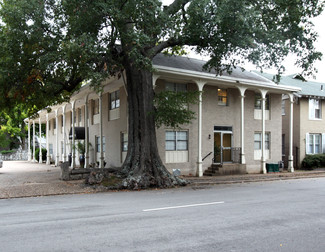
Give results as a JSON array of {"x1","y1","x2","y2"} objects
[
  {"x1": 297, "y1": 97, "x2": 325, "y2": 166},
  {"x1": 42, "y1": 77, "x2": 283, "y2": 175}
]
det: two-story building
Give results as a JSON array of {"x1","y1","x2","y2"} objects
[
  {"x1": 25, "y1": 55, "x2": 299, "y2": 176},
  {"x1": 256, "y1": 72, "x2": 325, "y2": 168}
]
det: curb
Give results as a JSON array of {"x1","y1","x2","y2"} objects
[{"x1": 188, "y1": 174, "x2": 325, "y2": 187}]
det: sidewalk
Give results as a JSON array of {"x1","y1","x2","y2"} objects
[
  {"x1": 184, "y1": 169, "x2": 325, "y2": 187},
  {"x1": 1, "y1": 161, "x2": 325, "y2": 199},
  {"x1": 0, "y1": 161, "x2": 103, "y2": 199}
]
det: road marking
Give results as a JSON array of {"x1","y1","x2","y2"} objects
[{"x1": 143, "y1": 201, "x2": 225, "y2": 212}]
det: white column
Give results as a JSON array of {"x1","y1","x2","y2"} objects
[
  {"x1": 238, "y1": 87, "x2": 247, "y2": 164},
  {"x1": 27, "y1": 119, "x2": 31, "y2": 161},
  {"x1": 260, "y1": 90, "x2": 267, "y2": 174},
  {"x1": 71, "y1": 100, "x2": 76, "y2": 168},
  {"x1": 46, "y1": 114, "x2": 50, "y2": 165},
  {"x1": 195, "y1": 80, "x2": 206, "y2": 177},
  {"x1": 39, "y1": 117, "x2": 42, "y2": 163},
  {"x1": 85, "y1": 94, "x2": 89, "y2": 168},
  {"x1": 32, "y1": 120, "x2": 36, "y2": 162},
  {"x1": 152, "y1": 74, "x2": 160, "y2": 89},
  {"x1": 288, "y1": 94, "x2": 294, "y2": 172},
  {"x1": 62, "y1": 105, "x2": 67, "y2": 162},
  {"x1": 55, "y1": 110, "x2": 59, "y2": 166},
  {"x1": 99, "y1": 92, "x2": 104, "y2": 168}
]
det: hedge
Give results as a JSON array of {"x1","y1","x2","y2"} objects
[{"x1": 301, "y1": 154, "x2": 325, "y2": 170}]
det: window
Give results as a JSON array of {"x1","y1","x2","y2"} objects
[
  {"x1": 53, "y1": 119, "x2": 56, "y2": 129},
  {"x1": 307, "y1": 133, "x2": 321, "y2": 154},
  {"x1": 309, "y1": 99, "x2": 321, "y2": 119},
  {"x1": 49, "y1": 144, "x2": 53, "y2": 155},
  {"x1": 93, "y1": 99, "x2": 99, "y2": 115},
  {"x1": 281, "y1": 100, "x2": 286, "y2": 115},
  {"x1": 165, "y1": 82, "x2": 187, "y2": 92},
  {"x1": 254, "y1": 132, "x2": 270, "y2": 150},
  {"x1": 255, "y1": 94, "x2": 270, "y2": 110},
  {"x1": 78, "y1": 108, "x2": 82, "y2": 123},
  {"x1": 95, "y1": 136, "x2": 106, "y2": 153},
  {"x1": 218, "y1": 89, "x2": 228, "y2": 106},
  {"x1": 121, "y1": 132, "x2": 128, "y2": 152},
  {"x1": 61, "y1": 115, "x2": 64, "y2": 128},
  {"x1": 165, "y1": 131, "x2": 188, "y2": 151},
  {"x1": 110, "y1": 90, "x2": 120, "y2": 110}
]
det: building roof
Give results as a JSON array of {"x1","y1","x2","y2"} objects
[
  {"x1": 254, "y1": 71, "x2": 325, "y2": 98},
  {"x1": 153, "y1": 54, "x2": 270, "y2": 84}
]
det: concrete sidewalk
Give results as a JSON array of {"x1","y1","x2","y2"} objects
[
  {"x1": 1, "y1": 161, "x2": 325, "y2": 199},
  {"x1": 0, "y1": 161, "x2": 102, "y2": 199}
]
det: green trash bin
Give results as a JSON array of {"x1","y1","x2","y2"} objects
[{"x1": 266, "y1": 163, "x2": 279, "y2": 173}]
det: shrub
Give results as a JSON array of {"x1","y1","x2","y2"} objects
[
  {"x1": 35, "y1": 148, "x2": 47, "y2": 162},
  {"x1": 301, "y1": 154, "x2": 325, "y2": 170},
  {"x1": 0, "y1": 150, "x2": 15, "y2": 155}
]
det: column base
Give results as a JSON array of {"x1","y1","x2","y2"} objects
[
  {"x1": 196, "y1": 162, "x2": 203, "y2": 177},
  {"x1": 288, "y1": 158, "x2": 294, "y2": 173},
  {"x1": 240, "y1": 153, "x2": 246, "y2": 164},
  {"x1": 261, "y1": 159, "x2": 266, "y2": 174}
]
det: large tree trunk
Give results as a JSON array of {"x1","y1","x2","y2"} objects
[{"x1": 120, "y1": 61, "x2": 186, "y2": 189}]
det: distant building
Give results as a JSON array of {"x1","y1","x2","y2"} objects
[{"x1": 255, "y1": 72, "x2": 325, "y2": 168}]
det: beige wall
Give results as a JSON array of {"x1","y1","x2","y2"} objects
[
  {"x1": 44, "y1": 78, "x2": 283, "y2": 175},
  {"x1": 283, "y1": 96, "x2": 325, "y2": 168},
  {"x1": 298, "y1": 98, "x2": 325, "y2": 166}
]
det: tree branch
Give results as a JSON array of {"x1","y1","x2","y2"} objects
[{"x1": 163, "y1": 0, "x2": 191, "y2": 16}]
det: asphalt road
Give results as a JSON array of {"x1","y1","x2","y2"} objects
[{"x1": 1, "y1": 178, "x2": 325, "y2": 252}]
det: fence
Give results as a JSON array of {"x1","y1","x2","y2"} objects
[{"x1": 0, "y1": 150, "x2": 28, "y2": 161}]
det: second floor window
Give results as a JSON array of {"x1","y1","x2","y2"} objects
[
  {"x1": 217, "y1": 89, "x2": 228, "y2": 106},
  {"x1": 309, "y1": 98, "x2": 321, "y2": 119},
  {"x1": 255, "y1": 94, "x2": 270, "y2": 110},
  {"x1": 93, "y1": 99, "x2": 99, "y2": 115},
  {"x1": 78, "y1": 108, "x2": 82, "y2": 123},
  {"x1": 110, "y1": 90, "x2": 120, "y2": 110},
  {"x1": 165, "y1": 82, "x2": 187, "y2": 92}
]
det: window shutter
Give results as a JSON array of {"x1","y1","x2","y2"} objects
[
  {"x1": 322, "y1": 133, "x2": 325, "y2": 154},
  {"x1": 306, "y1": 133, "x2": 310, "y2": 154}
]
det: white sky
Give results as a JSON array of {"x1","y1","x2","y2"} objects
[{"x1": 161, "y1": 0, "x2": 325, "y2": 83}]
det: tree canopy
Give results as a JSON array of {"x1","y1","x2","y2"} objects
[
  {"x1": 0, "y1": 0, "x2": 323, "y2": 113},
  {"x1": 0, "y1": 0, "x2": 323, "y2": 188}
]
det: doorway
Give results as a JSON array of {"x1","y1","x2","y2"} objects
[{"x1": 214, "y1": 131, "x2": 232, "y2": 164}]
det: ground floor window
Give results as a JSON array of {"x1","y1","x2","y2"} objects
[
  {"x1": 165, "y1": 130, "x2": 189, "y2": 163},
  {"x1": 254, "y1": 132, "x2": 270, "y2": 160},
  {"x1": 49, "y1": 144, "x2": 53, "y2": 155},
  {"x1": 165, "y1": 131, "x2": 188, "y2": 151},
  {"x1": 121, "y1": 132, "x2": 128, "y2": 152},
  {"x1": 306, "y1": 133, "x2": 322, "y2": 154},
  {"x1": 254, "y1": 132, "x2": 270, "y2": 150},
  {"x1": 95, "y1": 136, "x2": 106, "y2": 153}
]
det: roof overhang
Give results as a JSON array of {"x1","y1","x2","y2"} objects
[{"x1": 154, "y1": 65, "x2": 301, "y2": 94}]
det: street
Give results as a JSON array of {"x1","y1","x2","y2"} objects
[{"x1": 1, "y1": 178, "x2": 325, "y2": 252}]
